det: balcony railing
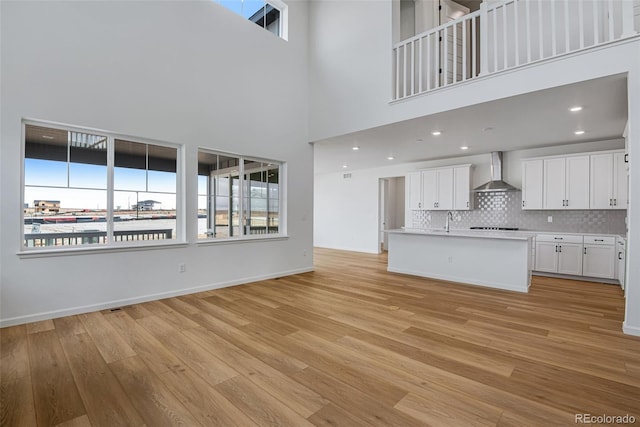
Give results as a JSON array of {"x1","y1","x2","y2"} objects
[
  {"x1": 393, "y1": 0, "x2": 637, "y2": 100},
  {"x1": 24, "y1": 229, "x2": 174, "y2": 247}
]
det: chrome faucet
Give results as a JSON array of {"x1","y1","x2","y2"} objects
[{"x1": 445, "y1": 211, "x2": 454, "y2": 232}]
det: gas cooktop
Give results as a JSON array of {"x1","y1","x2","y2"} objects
[{"x1": 469, "y1": 226, "x2": 520, "y2": 231}]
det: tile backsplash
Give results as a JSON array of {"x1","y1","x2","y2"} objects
[{"x1": 411, "y1": 192, "x2": 627, "y2": 235}]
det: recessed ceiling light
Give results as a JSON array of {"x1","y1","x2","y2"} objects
[
  {"x1": 482, "y1": 127, "x2": 494, "y2": 132},
  {"x1": 431, "y1": 131, "x2": 442, "y2": 136},
  {"x1": 574, "y1": 130, "x2": 585, "y2": 135},
  {"x1": 387, "y1": 156, "x2": 395, "y2": 160},
  {"x1": 416, "y1": 138, "x2": 424, "y2": 142},
  {"x1": 569, "y1": 106, "x2": 583, "y2": 112},
  {"x1": 342, "y1": 164, "x2": 348, "y2": 168},
  {"x1": 352, "y1": 146, "x2": 360, "y2": 151},
  {"x1": 460, "y1": 146, "x2": 469, "y2": 150},
  {"x1": 42, "y1": 135, "x2": 54, "y2": 139}
]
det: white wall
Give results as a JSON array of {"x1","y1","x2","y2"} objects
[
  {"x1": 0, "y1": 1, "x2": 313, "y2": 326},
  {"x1": 308, "y1": 0, "x2": 640, "y2": 143},
  {"x1": 314, "y1": 139, "x2": 624, "y2": 254}
]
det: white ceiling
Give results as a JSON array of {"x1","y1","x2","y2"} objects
[{"x1": 313, "y1": 74, "x2": 628, "y2": 174}]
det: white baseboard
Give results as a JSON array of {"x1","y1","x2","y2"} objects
[
  {"x1": 623, "y1": 321, "x2": 640, "y2": 337},
  {"x1": 0, "y1": 267, "x2": 313, "y2": 328}
]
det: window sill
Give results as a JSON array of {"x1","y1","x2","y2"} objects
[
  {"x1": 196, "y1": 234, "x2": 289, "y2": 246},
  {"x1": 17, "y1": 241, "x2": 189, "y2": 258}
]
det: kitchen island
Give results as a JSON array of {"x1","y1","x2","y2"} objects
[{"x1": 387, "y1": 228, "x2": 535, "y2": 293}]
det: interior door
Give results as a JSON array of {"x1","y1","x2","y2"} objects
[{"x1": 380, "y1": 179, "x2": 390, "y2": 252}]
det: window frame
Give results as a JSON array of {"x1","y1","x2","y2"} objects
[
  {"x1": 215, "y1": 0, "x2": 288, "y2": 41},
  {"x1": 197, "y1": 147, "x2": 286, "y2": 243},
  {"x1": 20, "y1": 119, "x2": 185, "y2": 253}
]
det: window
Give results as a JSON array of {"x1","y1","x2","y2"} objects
[
  {"x1": 198, "y1": 149, "x2": 282, "y2": 240},
  {"x1": 23, "y1": 122, "x2": 180, "y2": 249},
  {"x1": 215, "y1": 0, "x2": 288, "y2": 40}
]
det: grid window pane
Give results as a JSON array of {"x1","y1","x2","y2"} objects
[{"x1": 24, "y1": 123, "x2": 181, "y2": 249}]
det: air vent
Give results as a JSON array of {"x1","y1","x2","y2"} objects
[{"x1": 343, "y1": 173, "x2": 352, "y2": 179}]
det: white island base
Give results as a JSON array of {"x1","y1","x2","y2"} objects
[{"x1": 387, "y1": 230, "x2": 533, "y2": 293}]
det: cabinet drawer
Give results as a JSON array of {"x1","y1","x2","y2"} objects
[
  {"x1": 584, "y1": 236, "x2": 615, "y2": 245},
  {"x1": 536, "y1": 234, "x2": 583, "y2": 244}
]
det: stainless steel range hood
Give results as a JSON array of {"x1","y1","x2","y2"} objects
[{"x1": 473, "y1": 151, "x2": 520, "y2": 192}]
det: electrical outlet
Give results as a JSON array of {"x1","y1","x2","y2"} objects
[
  {"x1": 178, "y1": 263, "x2": 186, "y2": 273},
  {"x1": 547, "y1": 216, "x2": 553, "y2": 223},
  {"x1": 448, "y1": 256, "x2": 453, "y2": 263}
]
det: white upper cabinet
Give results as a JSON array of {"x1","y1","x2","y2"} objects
[
  {"x1": 590, "y1": 153, "x2": 614, "y2": 209},
  {"x1": 407, "y1": 164, "x2": 472, "y2": 211},
  {"x1": 422, "y1": 168, "x2": 453, "y2": 210},
  {"x1": 407, "y1": 172, "x2": 423, "y2": 210},
  {"x1": 435, "y1": 168, "x2": 454, "y2": 210},
  {"x1": 453, "y1": 165, "x2": 473, "y2": 210},
  {"x1": 421, "y1": 169, "x2": 438, "y2": 209},
  {"x1": 527, "y1": 149, "x2": 625, "y2": 211},
  {"x1": 564, "y1": 156, "x2": 590, "y2": 209},
  {"x1": 613, "y1": 151, "x2": 628, "y2": 209},
  {"x1": 521, "y1": 159, "x2": 543, "y2": 210},
  {"x1": 543, "y1": 158, "x2": 567, "y2": 209},
  {"x1": 590, "y1": 151, "x2": 628, "y2": 210}
]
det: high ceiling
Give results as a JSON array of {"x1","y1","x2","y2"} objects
[{"x1": 313, "y1": 74, "x2": 628, "y2": 174}]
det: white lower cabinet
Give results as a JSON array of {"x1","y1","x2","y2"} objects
[
  {"x1": 535, "y1": 234, "x2": 583, "y2": 275},
  {"x1": 534, "y1": 234, "x2": 616, "y2": 280},
  {"x1": 582, "y1": 236, "x2": 616, "y2": 279}
]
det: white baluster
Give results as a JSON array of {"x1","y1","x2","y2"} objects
[
  {"x1": 607, "y1": 0, "x2": 614, "y2": 41},
  {"x1": 462, "y1": 18, "x2": 467, "y2": 80},
  {"x1": 472, "y1": 15, "x2": 477, "y2": 77},
  {"x1": 444, "y1": 26, "x2": 449, "y2": 85},
  {"x1": 419, "y1": 37, "x2": 423, "y2": 94},
  {"x1": 502, "y1": 5, "x2": 507, "y2": 69},
  {"x1": 395, "y1": 47, "x2": 399, "y2": 99},
  {"x1": 579, "y1": 0, "x2": 584, "y2": 49},
  {"x1": 538, "y1": 0, "x2": 543, "y2": 60},
  {"x1": 403, "y1": 44, "x2": 407, "y2": 97},
  {"x1": 411, "y1": 40, "x2": 415, "y2": 95},
  {"x1": 551, "y1": 0, "x2": 557, "y2": 56},
  {"x1": 593, "y1": 0, "x2": 599, "y2": 45},
  {"x1": 480, "y1": 2, "x2": 489, "y2": 75},
  {"x1": 435, "y1": 30, "x2": 440, "y2": 88},
  {"x1": 514, "y1": 0, "x2": 520, "y2": 66},
  {"x1": 564, "y1": 0, "x2": 570, "y2": 53},
  {"x1": 427, "y1": 34, "x2": 432, "y2": 91},
  {"x1": 453, "y1": 22, "x2": 458, "y2": 83},
  {"x1": 526, "y1": 0, "x2": 531, "y2": 62}
]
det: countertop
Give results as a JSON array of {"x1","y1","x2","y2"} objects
[{"x1": 388, "y1": 228, "x2": 536, "y2": 241}]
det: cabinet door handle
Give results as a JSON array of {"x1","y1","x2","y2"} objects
[
  {"x1": 554, "y1": 237, "x2": 563, "y2": 240},
  {"x1": 625, "y1": 153, "x2": 628, "y2": 163},
  {"x1": 614, "y1": 199, "x2": 617, "y2": 206},
  {"x1": 466, "y1": 201, "x2": 469, "y2": 208},
  {"x1": 584, "y1": 247, "x2": 587, "y2": 255},
  {"x1": 522, "y1": 200, "x2": 525, "y2": 207},
  {"x1": 595, "y1": 239, "x2": 604, "y2": 242},
  {"x1": 618, "y1": 252, "x2": 623, "y2": 260},
  {"x1": 558, "y1": 245, "x2": 562, "y2": 253},
  {"x1": 609, "y1": 199, "x2": 613, "y2": 207},
  {"x1": 555, "y1": 245, "x2": 558, "y2": 253}
]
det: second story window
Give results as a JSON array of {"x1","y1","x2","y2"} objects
[{"x1": 216, "y1": 0, "x2": 288, "y2": 40}]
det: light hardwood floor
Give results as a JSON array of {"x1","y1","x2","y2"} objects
[{"x1": 2, "y1": 248, "x2": 640, "y2": 426}]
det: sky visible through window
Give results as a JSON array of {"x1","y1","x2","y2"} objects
[
  {"x1": 24, "y1": 159, "x2": 177, "y2": 211},
  {"x1": 218, "y1": 0, "x2": 266, "y2": 19}
]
